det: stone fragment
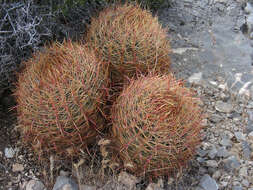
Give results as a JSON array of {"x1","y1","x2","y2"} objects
[
  {"x1": 242, "y1": 179, "x2": 249, "y2": 187},
  {"x1": 232, "y1": 186, "x2": 242, "y2": 190},
  {"x1": 216, "y1": 147, "x2": 229, "y2": 158},
  {"x1": 220, "y1": 181, "x2": 228, "y2": 187},
  {"x1": 197, "y1": 149, "x2": 208, "y2": 157},
  {"x1": 26, "y1": 180, "x2": 46, "y2": 190},
  {"x1": 234, "y1": 132, "x2": 245, "y2": 141},
  {"x1": 223, "y1": 156, "x2": 240, "y2": 172},
  {"x1": 59, "y1": 170, "x2": 70, "y2": 177},
  {"x1": 4, "y1": 147, "x2": 15, "y2": 158},
  {"x1": 209, "y1": 114, "x2": 222, "y2": 123},
  {"x1": 212, "y1": 170, "x2": 221, "y2": 179},
  {"x1": 245, "y1": 2, "x2": 253, "y2": 14},
  {"x1": 248, "y1": 131, "x2": 253, "y2": 140},
  {"x1": 145, "y1": 183, "x2": 163, "y2": 190},
  {"x1": 246, "y1": 121, "x2": 253, "y2": 134},
  {"x1": 53, "y1": 176, "x2": 78, "y2": 190},
  {"x1": 247, "y1": 102, "x2": 253, "y2": 109},
  {"x1": 206, "y1": 160, "x2": 218, "y2": 168},
  {"x1": 199, "y1": 174, "x2": 218, "y2": 190},
  {"x1": 218, "y1": 83, "x2": 228, "y2": 91},
  {"x1": 241, "y1": 141, "x2": 252, "y2": 160},
  {"x1": 248, "y1": 110, "x2": 253, "y2": 120},
  {"x1": 195, "y1": 187, "x2": 205, "y2": 190},
  {"x1": 215, "y1": 101, "x2": 233, "y2": 113},
  {"x1": 80, "y1": 185, "x2": 96, "y2": 190},
  {"x1": 239, "y1": 167, "x2": 248, "y2": 177},
  {"x1": 12, "y1": 163, "x2": 24, "y2": 172},
  {"x1": 118, "y1": 172, "x2": 138, "y2": 190},
  {"x1": 208, "y1": 147, "x2": 218, "y2": 159},
  {"x1": 188, "y1": 72, "x2": 203, "y2": 85},
  {"x1": 220, "y1": 138, "x2": 232, "y2": 147}
]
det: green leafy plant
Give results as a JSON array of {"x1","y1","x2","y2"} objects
[
  {"x1": 110, "y1": 75, "x2": 204, "y2": 178},
  {"x1": 15, "y1": 41, "x2": 109, "y2": 159},
  {"x1": 86, "y1": 3, "x2": 171, "y2": 85}
]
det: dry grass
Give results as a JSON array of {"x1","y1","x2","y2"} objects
[
  {"x1": 110, "y1": 74, "x2": 204, "y2": 179},
  {"x1": 86, "y1": 3, "x2": 171, "y2": 85},
  {"x1": 15, "y1": 40, "x2": 109, "y2": 160}
]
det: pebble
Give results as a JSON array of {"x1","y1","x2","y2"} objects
[
  {"x1": 232, "y1": 185, "x2": 242, "y2": 190},
  {"x1": 216, "y1": 147, "x2": 230, "y2": 158},
  {"x1": 234, "y1": 132, "x2": 246, "y2": 141},
  {"x1": 25, "y1": 180, "x2": 45, "y2": 190},
  {"x1": 212, "y1": 170, "x2": 221, "y2": 179},
  {"x1": 245, "y1": 2, "x2": 253, "y2": 14},
  {"x1": 80, "y1": 185, "x2": 96, "y2": 190},
  {"x1": 247, "y1": 102, "x2": 253, "y2": 109},
  {"x1": 59, "y1": 170, "x2": 70, "y2": 177},
  {"x1": 188, "y1": 72, "x2": 203, "y2": 85},
  {"x1": 246, "y1": 121, "x2": 253, "y2": 134},
  {"x1": 218, "y1": 84, "x2": 228, "y2": 91},
  {"x1": 145, "y1": 183, "x2": 163, "y2": 190},
  {"x1": 208, "y1": 147, "x2": 218, "y2": 159},
  {"x1": 241, "y1": 179, "x2": 249, "y2": 187},
  {"x1": 223, "y1": 156, "x2": 240, "y2": 172},
  {"x1": 199, "y1": 174, "x2": 218, "y2": 190},
  {"x1": 209, "y1": 114, "x2": 222, "y2": 123},
  {"x1": 248, "y1": 110, "x2": 253, "y2": 120},
  {"x1": 220, "y1": 138, "x2": 232, "y2": 147},
  {"x1": 118, "y1": 172, "x2": 138, "y2": 190},
  {"x1": 197, "y1": 149, "x2": 208, "y2": 157},
  {"x1": 206, "y1": 160, "x2": 218, "y2": 168},
  {"x1": 12, "y1": 163, "x2": 24, "y2": 172},
  {"x1": 53, "y1": 176, "x2": 78, "y2": 190},
  {"x1": 239, "y1": 167, "x2": 248, "y2": 177},
  {"x1": 248, "y1": 131, "x2": 253, "y2": 139},
  {"x1": 241, "y1": 141, "x2": 252, "y2": 160},
  {"x1": 4, "y1": 147, "x2": 15, "y2": 158},
  {"x1": 215, "y1": 101, "x2": 233, "y2": 113}
]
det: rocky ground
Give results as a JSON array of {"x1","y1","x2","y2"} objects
[{"x1": 1, "y1": 0, "x2": 253, "y2": 190}]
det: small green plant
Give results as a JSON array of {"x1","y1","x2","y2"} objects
[
  {"x1": 86, "y1": 3, "x2": 171, "y2": 85},
  {"x1": 15, "y1": 41, "x2": 109, "y2": 159},
  {"x1": 110, "y1": 75, "x2": 204, "y2": 178}
]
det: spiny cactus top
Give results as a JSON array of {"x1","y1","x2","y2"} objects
[
  {"x1": 86, "y1": 3, "x2": 171, "y2": 84},
  {"x1": 111, "y1": 75, "x2": 204, "y2": 178},
  {"x1": 15, "y1": 41, "x2": 109, "y2": 159}
]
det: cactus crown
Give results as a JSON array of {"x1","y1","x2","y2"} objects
[
  {"x1": 86, "y1": 3, "x2": 171, "y2": 84},
  {"x1": 15, "y1": 41, "x2": 108, "y2": 159},
  {"x1": 111, "y1": 75, "x2": 204, "y2": 178}
]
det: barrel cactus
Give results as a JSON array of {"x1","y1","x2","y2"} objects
[
  {"x1": 86, "y1": 3, "x2": 171, "y2": 84},
  {"x1": 110, "y1": 75, "x2": 204, "y2": 178},
  {"x1": 15, "y1": 41, "x2": 109, "y2": 159}
]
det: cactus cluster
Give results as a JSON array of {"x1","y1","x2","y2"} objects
[{"x1": 15, "y1": 3, "x2": 204, "y2": 180}]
